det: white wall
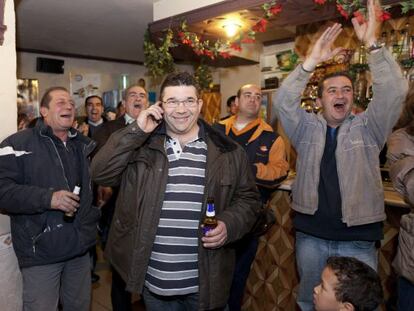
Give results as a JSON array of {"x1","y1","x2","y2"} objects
[
  {"x1": 17, "y1": 52, "x2": 194, "y2": 116},
  {"x1": 0, "y1": 0, "x2": 16, "y2": 235},
  {"x1": 1, "y1": 0, "x2": 16, "y2": 141},
  {"x1": 17, "y1": 52, "x2": 148, "y2": 100},
  {"x1": 153, "y1": 0, "x2": 223, "y2": 21},
  {"x1": 217, "y1": 64, "x2": 261, "y2": 117}
]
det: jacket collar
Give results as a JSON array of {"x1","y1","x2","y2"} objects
[
  {"x1": 219, "y1": 115, "x2": 273, "y2": 143},
  {"x1": 36, "y1": 118, "x2": 96, "y2": 154}
]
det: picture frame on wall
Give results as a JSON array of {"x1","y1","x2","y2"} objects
[
  {"x1": 17, "y1": 78, "x2": 39, "y2": 129},
  {"x1": 276, "y1": 50, "x2": 298, "y2": 72}
]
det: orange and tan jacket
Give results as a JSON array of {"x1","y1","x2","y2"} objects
[{"x1": 216, "y1": 116, "x2": 289, "y2": 192}]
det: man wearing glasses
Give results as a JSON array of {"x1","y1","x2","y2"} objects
[
  {"x1": 91, "y1": 72, "x2": 260, "y2": 310},
  {"x1": 91, "y1": 84, "x2": 148, "y2": 311},
  {"x1": 215, "y1": 84, "x2": 289, "y2": 310}
]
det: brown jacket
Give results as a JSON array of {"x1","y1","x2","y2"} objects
[
  {"x1": 91, "y1": 120, "x2": 261, "y2": 310},
  {"x1": 387, "y1": 128, "x2": 414, "y2": 206},
  {"x1": 387, "y1": 128, "x2": 414, "y2": 283}
]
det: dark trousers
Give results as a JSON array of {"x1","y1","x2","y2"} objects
[
  {"x1": 398, "y1": 276, "x2": 414, "y2": 311},
  {"x1": 228, "y1": 236, "x2": 259, "y2": 311},
  {"x1": 111, "y1": 267, "x2": 132, "y2": 311}
]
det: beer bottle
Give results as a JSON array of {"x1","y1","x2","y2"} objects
[
  {"x1": 201, "y1": 197, "x2": 217, "y2": 235},
  {"x1": 63, "y1": 184, "x2": 81, "y2": 223}
]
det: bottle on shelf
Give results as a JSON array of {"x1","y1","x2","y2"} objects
[
  {"x1": 63, "y1": 184, "x2": 81, "y2": 223},
  {"x1": 388, "y1": 30, "x2": 399, "y2": 59},
  {"x1": 358, "y1": 44, "x2": 367, "y2": 65},
  {"x1": 354, "y1": 68, "x2": 369, "y2": 110},
  {"x1": 378, "y1": 31, "x2": 388, "y2": 48},
  {"x1": 399, "y1": 23, "x2": 410, "y2": 60},
  {"x1": 201, "y1": 197, "x2": 217, "y2": 235}
]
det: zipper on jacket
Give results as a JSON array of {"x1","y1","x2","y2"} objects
[
  {"x1": 40, "y1": 132, "x2": 71, "y2": 191},
  {"x1": 31, "y1": 223, "x2": 64, "y2": 254}
]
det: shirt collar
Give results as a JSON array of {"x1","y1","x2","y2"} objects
[
  {"x1": 88, "y1": 118, "x2": 103, "y2": 127},
  {"x1": 124, "y1": 113, "x2": 135, "y2": 125},
  {"x1": 162, "y1": 119, "x2": 206, "y2": 143}
]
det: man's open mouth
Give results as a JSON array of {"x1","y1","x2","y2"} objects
[{"x1": 333, "y1": 102, "x2": 345, "y2": 111}]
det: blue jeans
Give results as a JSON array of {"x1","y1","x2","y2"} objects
[
  {"x1": 398, "y1": 276, "x2": 414, "y2": 311},
  {"x1": 142, "y1": 287, "x2": 199, "y2": 311},
  {"x1": 295, "y1": 231, "x2": 378, "y2": 311}
]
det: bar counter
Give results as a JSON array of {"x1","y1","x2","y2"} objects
[{"x1": 242, "y1": 175, "x2": 409, "y2": 311}]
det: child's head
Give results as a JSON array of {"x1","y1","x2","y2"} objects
[{"x1": 313, "y1": 256, "x2": 383, "y2": 311}]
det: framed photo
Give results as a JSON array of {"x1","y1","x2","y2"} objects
[
  {"x1": 17, "y1": 78, "x2": 39, "y2": 128},
  {"x1": 276, "y1": 50, "x2": 297, "y2": 71}
]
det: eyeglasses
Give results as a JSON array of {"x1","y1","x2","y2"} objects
[
  {"x1": 162, "y1": 98, "x2": 199, "y2": 108},
  {"x1": 242, "y1": 92, "x2": 262, "y2": 101}
]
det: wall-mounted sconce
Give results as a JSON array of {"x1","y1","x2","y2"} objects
[{"x1": 0, "y1": 0, "x2": 7, "y2": 46}]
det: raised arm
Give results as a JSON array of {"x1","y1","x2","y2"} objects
[
  {"x1": 276, "y1": 23, "x2": 342, "y2": 144},
  {"x1": 358, "y1": 0, "x2": 408, "y2": 146}
]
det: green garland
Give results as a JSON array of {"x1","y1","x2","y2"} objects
[
  {"x1": 143, "y1": 30, "x2": 175, "y2": 79},
  {"x1": 194, "y1": 64, "x2": 213, "y2": 91}
]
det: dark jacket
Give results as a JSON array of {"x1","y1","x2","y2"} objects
[
  {"x1": 91, "y1": 120, "x2": 261, "y2": 310},
  {"x1": 92, "y1": 115, "x2": 127, "y2": 156},
  {"x1": 0, "y1": 119, "x2": 100, "y2": 267}
]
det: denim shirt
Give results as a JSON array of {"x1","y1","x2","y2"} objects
[{"x1": 275, "y1": 47, "x2": 408, "y2": 226}]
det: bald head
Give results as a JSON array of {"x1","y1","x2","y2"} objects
[{"x1": 236, "y1": 84, "x2": 262, "y2": 120}]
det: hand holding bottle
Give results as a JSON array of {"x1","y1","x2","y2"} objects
[
  {"x1": 202, "y1": 220, "x2": 228, "y2": 249},
  {"x1": 51, "y1": 189, "x2": 80, "y2": 213}
]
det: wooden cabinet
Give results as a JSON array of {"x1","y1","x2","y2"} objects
[{"x1": 200, "y1": 91, "x2": 221, "y2": 125}]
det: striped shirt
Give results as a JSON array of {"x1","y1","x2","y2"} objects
[{"x1": 145, "y1": 133, "x2": 208, "y2": 296}]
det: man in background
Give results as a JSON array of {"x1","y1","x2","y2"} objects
[
  {"x1": 77, "y1": 95, "x2": 106, "y2": 137},
  {"x1": 220, "y1": 95, "x2": 238, "y2": 120},
  {"x1": 215, "y1": 84, "x2": 289, "y2": 310},
  {"x1": 92, "y1": 84, "x2": 148, "y2": 311}
]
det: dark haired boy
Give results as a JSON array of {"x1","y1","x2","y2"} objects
[{"x1": 313, "y1": 256, "x2": 383, "y2": 311}]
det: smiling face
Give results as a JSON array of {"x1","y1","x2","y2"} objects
[
  {"x1": 161, "y1": 85, "x2": 202, "y2": 142},
  {"x1": 40, "y1": 89, "x2": 75, "y2": 139},
  {"x1": 124, "y1": 86, "x2": 148, "y2": 119},
  {"x1": 85, "y1": 96, "x2": 103, "y2": 123},
  {"x1": 236, "y1": 84, "x2": 262, "y2": 120},
  {"x1": 318, "y1": 75, "x2": 353, "y2": 128},
  {"x1": 313, "y1": 267, "x2": 343, "y2": 311}
]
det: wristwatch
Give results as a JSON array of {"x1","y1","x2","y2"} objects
[{"x1": 366, "y1": 42, "x2": 382, "y2": 53}]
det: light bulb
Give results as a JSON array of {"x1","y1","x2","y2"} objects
[{"x1": 223, "y1": 23, "x2": 241, "y2": 38}]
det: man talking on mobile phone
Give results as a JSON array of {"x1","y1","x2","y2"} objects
[{"x1": 91, "y1": 72, "x2": 260, "y2": 311}]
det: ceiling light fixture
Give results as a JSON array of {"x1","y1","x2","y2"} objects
[{"x1": 222, "y1": 23, "x2": 241, "y2": 38}]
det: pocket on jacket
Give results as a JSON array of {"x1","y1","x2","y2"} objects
[
  {"x1": 342, "y1": 126, "x2": 377, "y2": 151},
  {"x1": 32, "y1": 222, "x2": 80, "y2": 260}
]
